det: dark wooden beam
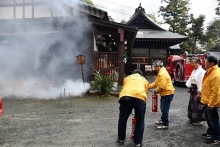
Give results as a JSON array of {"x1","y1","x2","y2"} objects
[
  {"x1": 94, "y1": 31, "x2": 117, "y2": 36},
  {"x1": 118, "y1": 28, "x2": 125, "y2": 87},
  {"x1": 90, "y1": 17, "x2": 138, "y2": 33}
]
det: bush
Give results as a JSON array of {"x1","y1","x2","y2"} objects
[{"x1": 91, "y1": 71, "x2": 118, "y2": 95}]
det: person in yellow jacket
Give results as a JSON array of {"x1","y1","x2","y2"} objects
[
  {"x1": 200, "y1": 55, "x2": 220, "y2": 145},
  {"x1": 149, "y1": 60, "x2": 175, "y2": 129},
  {"x1": 117, "y1": 69, "x2": 149, "y2": 147}
]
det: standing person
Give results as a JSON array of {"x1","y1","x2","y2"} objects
[
  {"x1": 185, "y1": 57, "x2": 206, "y2": 125},
  {"x1": 117, "y1": 69, "x2": 149, "y2": 147},
  {"x1": 148, "y1": 60, "x2": 175, "y2": 129},
  {"x1": 200, "y1": 55, "x2": 220, "y2": 144}
]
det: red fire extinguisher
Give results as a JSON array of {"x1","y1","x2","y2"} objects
[
  {"x1": 0, "y1": 96, "x2": 2, "y2": 116},
  {"x1": 131, "y1": 115, "x2": 136, "y2": 139},
  {"x1": 152, "y1": 93, "x2": 158, "y2": 112}
]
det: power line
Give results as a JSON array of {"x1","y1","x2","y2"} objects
[
  {"x1": 92, "y1": 3, "x2": 133, "y2": 16},
  {"x1": 91, "y1": 1, "x2": 216, "y2": 20},
  {"x1": 53, "y1": 0, "x2": 133, "y2": 22},
  {"x1": 96, "y1": 0, "x2": 136, "y2": 10},
  {"x1": 58, "y1": 0, "x2": 217, "y2": 27},
  {"x1": 92, "y1": 0, "x2": 160, "y2": 16},
  {"x1": 83, "y1": 1, "x2": 160, "y2": 17}
]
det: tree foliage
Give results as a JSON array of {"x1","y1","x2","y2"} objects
[
  {"x1": 159, "y1": 0, "x2": 190, "y2": 35},
  {"x1": 159, "y1": 0, "x2": 206, "y2": 54},
  {"x1": 188, "y1": 15, "x2": 205, "y2": 53},
  {"x1": 201, "y1": 19, "x2": 220, "y2": 50},
  {"x1": 147, "y1": 14, "x2": 162, "y2": 26}
]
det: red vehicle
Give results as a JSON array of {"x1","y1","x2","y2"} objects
[
  {"x1": 165, "y1": 54, "x2": 206, "y2": 85},
  {"x1": 0, "y1": 97, "x2": 2, "y2": 116}
]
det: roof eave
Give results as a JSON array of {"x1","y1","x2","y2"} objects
[
  {"x1": 135, "y1": 37, "x2": 188, "y2": 41},
  {"x1": 90, "y1": 17, "x2": 138, "y2": 32}
]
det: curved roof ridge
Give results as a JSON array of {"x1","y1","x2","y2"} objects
[{"x1": 126, "y1": 4, "x2": 165, "y2": 31}]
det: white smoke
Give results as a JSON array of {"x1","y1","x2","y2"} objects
[
  {"x1": 3, "y1": 78, "x2": 90, "y2": 99},
  {"x1": 0, "y1": 0, "x2": 92, "y2": 99}
]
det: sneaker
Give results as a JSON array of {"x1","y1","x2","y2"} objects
[
  {"x1": 116, "y1": 138, "x2": 124, "y2": 145},
  {"x1": 134, "y1": 143, "x2": 143, "y2": 147},
  {"x1": 202, "y1": 133, "x2": 211, "y2": 139},
  {"x1": 192, "y1": 121, "x2": 203, "y2": 126},
  {"x1": 155, "y1": 120, "x2": 163, "y2": 124},
  {"x1": 157, "y1": 125, "x2": 169, "y2": 129},
  {"x1": 206, "y1": 138, "x2": 220, "y2": 144}
]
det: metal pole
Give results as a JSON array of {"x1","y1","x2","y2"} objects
[
  {"x1": 81, "y1": 64, "x2": 84, "y2": 82},
  {"x1": 64, "y1": 88, "x2": 65, "y2": 97}
]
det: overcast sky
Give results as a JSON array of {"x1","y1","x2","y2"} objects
[{"x1": 91, "y1": 0, "x2": 218, "y2": 30}]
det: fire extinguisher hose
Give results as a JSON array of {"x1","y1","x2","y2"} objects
[
  {"x1": 149, "y1": 89, "x2": 153, "y2": 93},
  {"x1": 149, "y1": 89, "x2": 154, "y2": 93}
]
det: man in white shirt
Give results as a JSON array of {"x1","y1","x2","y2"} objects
[{"x1": 185, "y1": 57, "x2": 206, "y2": 125}]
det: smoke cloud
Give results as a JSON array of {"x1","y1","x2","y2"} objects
[{"x1": 0, "y1": 0, "x2": 92, "y2": 99}]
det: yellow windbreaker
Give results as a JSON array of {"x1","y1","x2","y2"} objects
[
  {"x1": 149, "y1": 67, "x2": 175, "y2": 96},
  {"x1": 119, "y1": 73, "x2": 149, "y2": 102},
  {"x1": 201, "y1": 65, "x2": 220, "y2": 107}
]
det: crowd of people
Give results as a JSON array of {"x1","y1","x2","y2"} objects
[{"x1": 116, "y1": 56, "x2": 220, "y2": 147}]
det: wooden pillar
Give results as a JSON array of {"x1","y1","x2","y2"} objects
[{"x1": 118, "y1": 28, "x2": 125, "y2": 88}]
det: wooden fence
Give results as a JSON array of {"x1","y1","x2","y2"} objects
[{"x1": 93, "y1": 52, "x2": 118, "y2": 75}]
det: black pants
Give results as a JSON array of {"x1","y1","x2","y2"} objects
[
  {"x1": 118, "y1": 97, "x2": 146, "y2": 145},
  {"x1": 205, "y1": 106, "x2": 220, "y2": 140}
]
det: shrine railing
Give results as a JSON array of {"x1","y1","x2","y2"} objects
[{"x1": 93, "y1": 52, "x2": 118, "y2": 75}]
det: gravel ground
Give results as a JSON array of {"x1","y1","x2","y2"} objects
[{"x1": 0, "y1": 76, "x2": 218, "y2": 147}]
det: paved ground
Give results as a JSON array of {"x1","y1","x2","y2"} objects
[{"x1": 0, "y1": 76, "x2": 218, "y2": 147}]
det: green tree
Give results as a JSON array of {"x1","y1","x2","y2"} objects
[
  {"x1": 188, "y1": 15, "x2": 205, "y2": 53},
  {"x1": 201, "y1": 19, "x2": 220, "y2": 50},
  {"x1": 147, "y1": 13, "x2": 162, "y2": 26},
  {"x1": 159, "y1": 0, "x2": 206, "y2": 54},
  {"x1": 159, "y1": 0, "x2": 190, "y2": 35},
  {"x1": 80, "y1": 0, "x2": 94, "y2": 6}
]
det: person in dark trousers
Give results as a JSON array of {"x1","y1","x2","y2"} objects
[
  {"x1": 185, "y1": 57, "x2": 206, "y2": 125},
  {"x1": 117, "y1": 69, "x2": 149, "y2": 147},
  {"x1": 200, "y1": 55, "x2": 220, "y2": 145},
  {"x1": 149, "y1": 60, "x2": 175, "y2": 129}
]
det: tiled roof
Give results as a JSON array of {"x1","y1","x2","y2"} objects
[
  {"x1": 78, "y1": 3, "x2": 109, "y2": 21},
  {"x1": 127, "y1": 3, "x2": 188, "y2": 40},
  {"x1": 136, "y1": 30, "x2": 188, "y2": 39}
]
